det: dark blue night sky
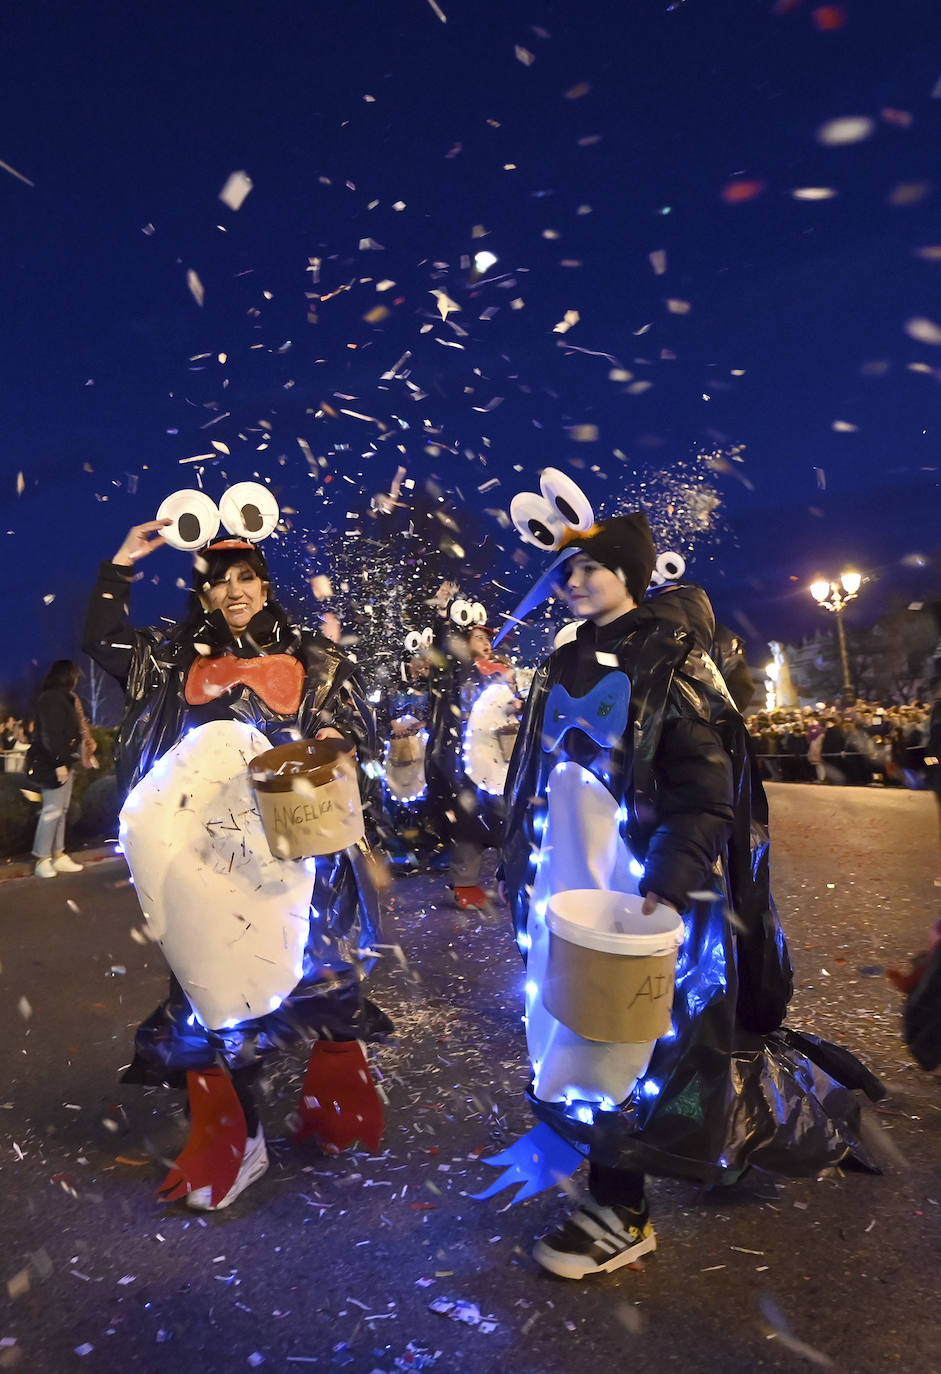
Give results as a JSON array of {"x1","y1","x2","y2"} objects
[{"x1": 1, "y1": 0, "x2": 939, "y2": 691}]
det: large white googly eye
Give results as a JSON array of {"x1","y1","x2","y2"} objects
[
  {"x1": 510, "y1": 491, "x2": 566, "y2": 550},
  {"x1": 539, "y1": 468, "x2": 595, "y2": 532},
  {"x1": 404, "y1": 630, "x2": 422, "y2": 654},
  {"x1": 450, "y1": 598, "x2": 473, "y2": 627},
  {"x1": 219, "y1": 482, "x2": 280, "y2": 541},
  {"x1": 471, "y1": 602, "x2": 487, "y2": 626},
  {"x1": 420, "y1": 627, "x2": 433, "y2": 648},
  {"x1": 649, "y1": 550, "x2": 686, "y2": 587},
  {"x1": 156, "y1": 489, "x2": 221, "y2": 551}
]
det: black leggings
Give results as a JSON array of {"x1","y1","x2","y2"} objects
[
  {"x1": 230, "y1": 1063, "x2": 261, "y2": 1136},
  {"x1": 588, "y1": 1164, "x2": 646, "y2": 1209}
]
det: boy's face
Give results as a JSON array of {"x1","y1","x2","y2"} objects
[
  {"x1": 467, "y1": 628, "x2": 492, "y2": 658},
  {"x1": 560, "y1": 555, "x2": 636, "y2": 624}
]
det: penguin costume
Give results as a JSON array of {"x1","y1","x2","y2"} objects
[
  {"x1": 425, "y1": 584, "x2": 520, "y2": 910},
  {"x1": 83, "y1": 485, "x2": 389, "y2": 1211},
  {"x1": 480, "y1": 469, "x2": 883, "y2": 1279}
]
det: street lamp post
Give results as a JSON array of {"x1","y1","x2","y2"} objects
[{"x1": 809, "y1": 571, "x2": 862, "y2": 701}]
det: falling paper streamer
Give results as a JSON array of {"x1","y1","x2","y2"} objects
[
  {"x1": 0, "y1": 156, "x2": 35, "y2": 187},
  {"x1": 186, "y1": 269, "x2": 205, "y2": 307},
  {"x1": 431, "y1": 289, "x2": 461, "y2": 321},
  {"x1": 218, "y1": 170, "x2": 253, "y2": 210},
  {"x1": 905, "y1": 316, "x2": 941, "y2": 345},
  {"x1": 553, "y1": 309, "x2": 580, "y2": 334},
  {"x1": 816, "y1": 115, "x2": 876, "y2": 146}
]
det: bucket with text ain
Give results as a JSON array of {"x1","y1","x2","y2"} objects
[{"x1": 543, "y1": 889, "x2": 684, "y2": 1043}]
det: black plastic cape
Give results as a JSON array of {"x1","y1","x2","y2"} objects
[
  {"x1": 83, "y1": 561, "x2": 388, "y2": 1083},
  {"x1": 503, "y1": 583, "x2": 883, "y2": 1184}
]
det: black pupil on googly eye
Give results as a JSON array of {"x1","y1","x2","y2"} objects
[
  {"x1": 528, "y1": 518, "x2": 555, "y2": 546},
  {"x1": 241, "y1": 503, "x2": 264, "y2": 534},
  {"x1": 179, "y1": 512, "x2": 201, "y2": 543},
  {"x1": 554, "y1": 496, "x2": 578, "y2": 524}
]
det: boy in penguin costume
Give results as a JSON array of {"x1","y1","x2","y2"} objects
[{"x1": 487, "y1": 469, "x2": 882, "y2": 1280}]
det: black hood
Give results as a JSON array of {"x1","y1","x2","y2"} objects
[{"x1": 643, "y1": 580, "x2": 717, "y2": 654}]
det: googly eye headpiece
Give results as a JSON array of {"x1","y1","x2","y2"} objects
[
  {"x1": 648, "y1": 551, "x2": 687, "y2": 587},
  {"x1": 400, "y1": 626, "x2": 434, "y2": 681},
  {"x1": 403, "y1": 627, "x2": 434, "y2": 655},
  {"x1": 495, "y1": 468, "x2": 655, "y2": 645},
  {"x1": 157, "y1": 482, "x2": 280, "y2": 553},
  {"x1": 447, "y1": 598, "x2": 488, "y2": 631},
  {"x1": 509, "y1": 468, "x2": 596, "y2": 551}
]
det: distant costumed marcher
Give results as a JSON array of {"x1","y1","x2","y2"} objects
[
  {"x1": 425, "y1": 580, "x2": 520, "y2": 911},
  {"x1": 379, "y1": 627, "x2": 437, "y2": 871},
  {"x1": 478, "y1": 468, "x2": 884, "y2": 1280},
  {"x1": 83, "y1": 483, "x2": 390, "y2": 1211}
]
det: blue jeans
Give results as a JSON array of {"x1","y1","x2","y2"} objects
[{"x1": 32, "y1": 774, "x2": 73, "y2": 859}]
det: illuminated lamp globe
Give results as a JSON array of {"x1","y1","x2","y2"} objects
[
  {"x1": 840, "y1": 571, "x2": 862, "y2": 596},
  {"x1": 810, "y1": 579, "x2": 831, "y2": 603}
]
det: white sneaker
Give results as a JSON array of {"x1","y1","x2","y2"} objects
[
  {"x1": 34, "y1": 859, "x2": 58, "y2": 879},
  {"x1": 52, "y1": 854, "x2": 84, "y2": 873},
  {"x1": 185, "y1": 1127, "x2": 269, "y2": 1211}
]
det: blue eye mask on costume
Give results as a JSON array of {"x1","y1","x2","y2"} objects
[{"x1": 542, "y1": 672, "x2": 631, "y2": 753}]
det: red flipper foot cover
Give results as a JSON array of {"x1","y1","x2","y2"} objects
[
  {"x1": 157, "y1": 1067, "x2": 247, "y2": 1206},
  {"x1": 294, "y1": 1040, "x2": 384, "y2": 1154}
]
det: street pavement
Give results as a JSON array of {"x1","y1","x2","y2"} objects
[{"x1": 1, "y1": 784, "x2": 939, "y2": 1374}]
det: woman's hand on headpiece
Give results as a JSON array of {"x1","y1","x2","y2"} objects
[
  {"x1": 435, "y1": 580, "x2": 459, "y2": 612},
  {"x1": 320, "y1": 612, "x2": 342, "y2": 645},
  {"x1": 113, "y1": 519, "x2": 172, "y2": 568}
]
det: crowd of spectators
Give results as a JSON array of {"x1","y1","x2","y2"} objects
[
  {"x1": 0, "y1": 714, "x2": 33, "y2": 772},
  {"x1": 745, "y1": 701, "x2": 932, "y2": 787}
]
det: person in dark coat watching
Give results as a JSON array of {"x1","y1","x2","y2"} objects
[{"x1": 28, "y1": 660, "x2": 84, "y2": 878}]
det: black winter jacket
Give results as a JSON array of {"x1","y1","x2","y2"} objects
[{"x1": 28, "y1": 688, "x2": 80, "y2": 787}]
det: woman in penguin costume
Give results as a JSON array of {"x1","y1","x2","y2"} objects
[{"x1": 83, "y1": 484, "x2": 390, "y2": 1211}]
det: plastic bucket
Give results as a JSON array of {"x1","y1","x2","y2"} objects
[
  {"x1": 388, "y1": 733, "x2": 423, "y2": 767},
  {"x1": 250, "y1": 737, "x2": 365, "y2": 859},
  {"x1": 494, "y1": 724, "x2": 519, "y2": 762},
  {"x1": 543, "y1": 889, "x2": 684, "y2": 1043}
]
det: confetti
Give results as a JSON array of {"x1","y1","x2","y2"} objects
[
  {"x1": 0, "y1": 156, "x2": 35, "y2": 187},
  {"x1": 186, "y1": 269, "x2": 205, "y2": 307},
  {"x1": 904, "y1": 317, "x2": 941, "y2": 345},
  {"x1": 816, "y1": 115, "x2": 875, "y2": 146},
  {"x1": 219, "y1": 170, "x2": 253, "y2": 210}
]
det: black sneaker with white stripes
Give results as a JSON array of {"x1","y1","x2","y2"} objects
[{"x1": 532, "y1": 1197, "x2": 657, "y2": 1280}]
